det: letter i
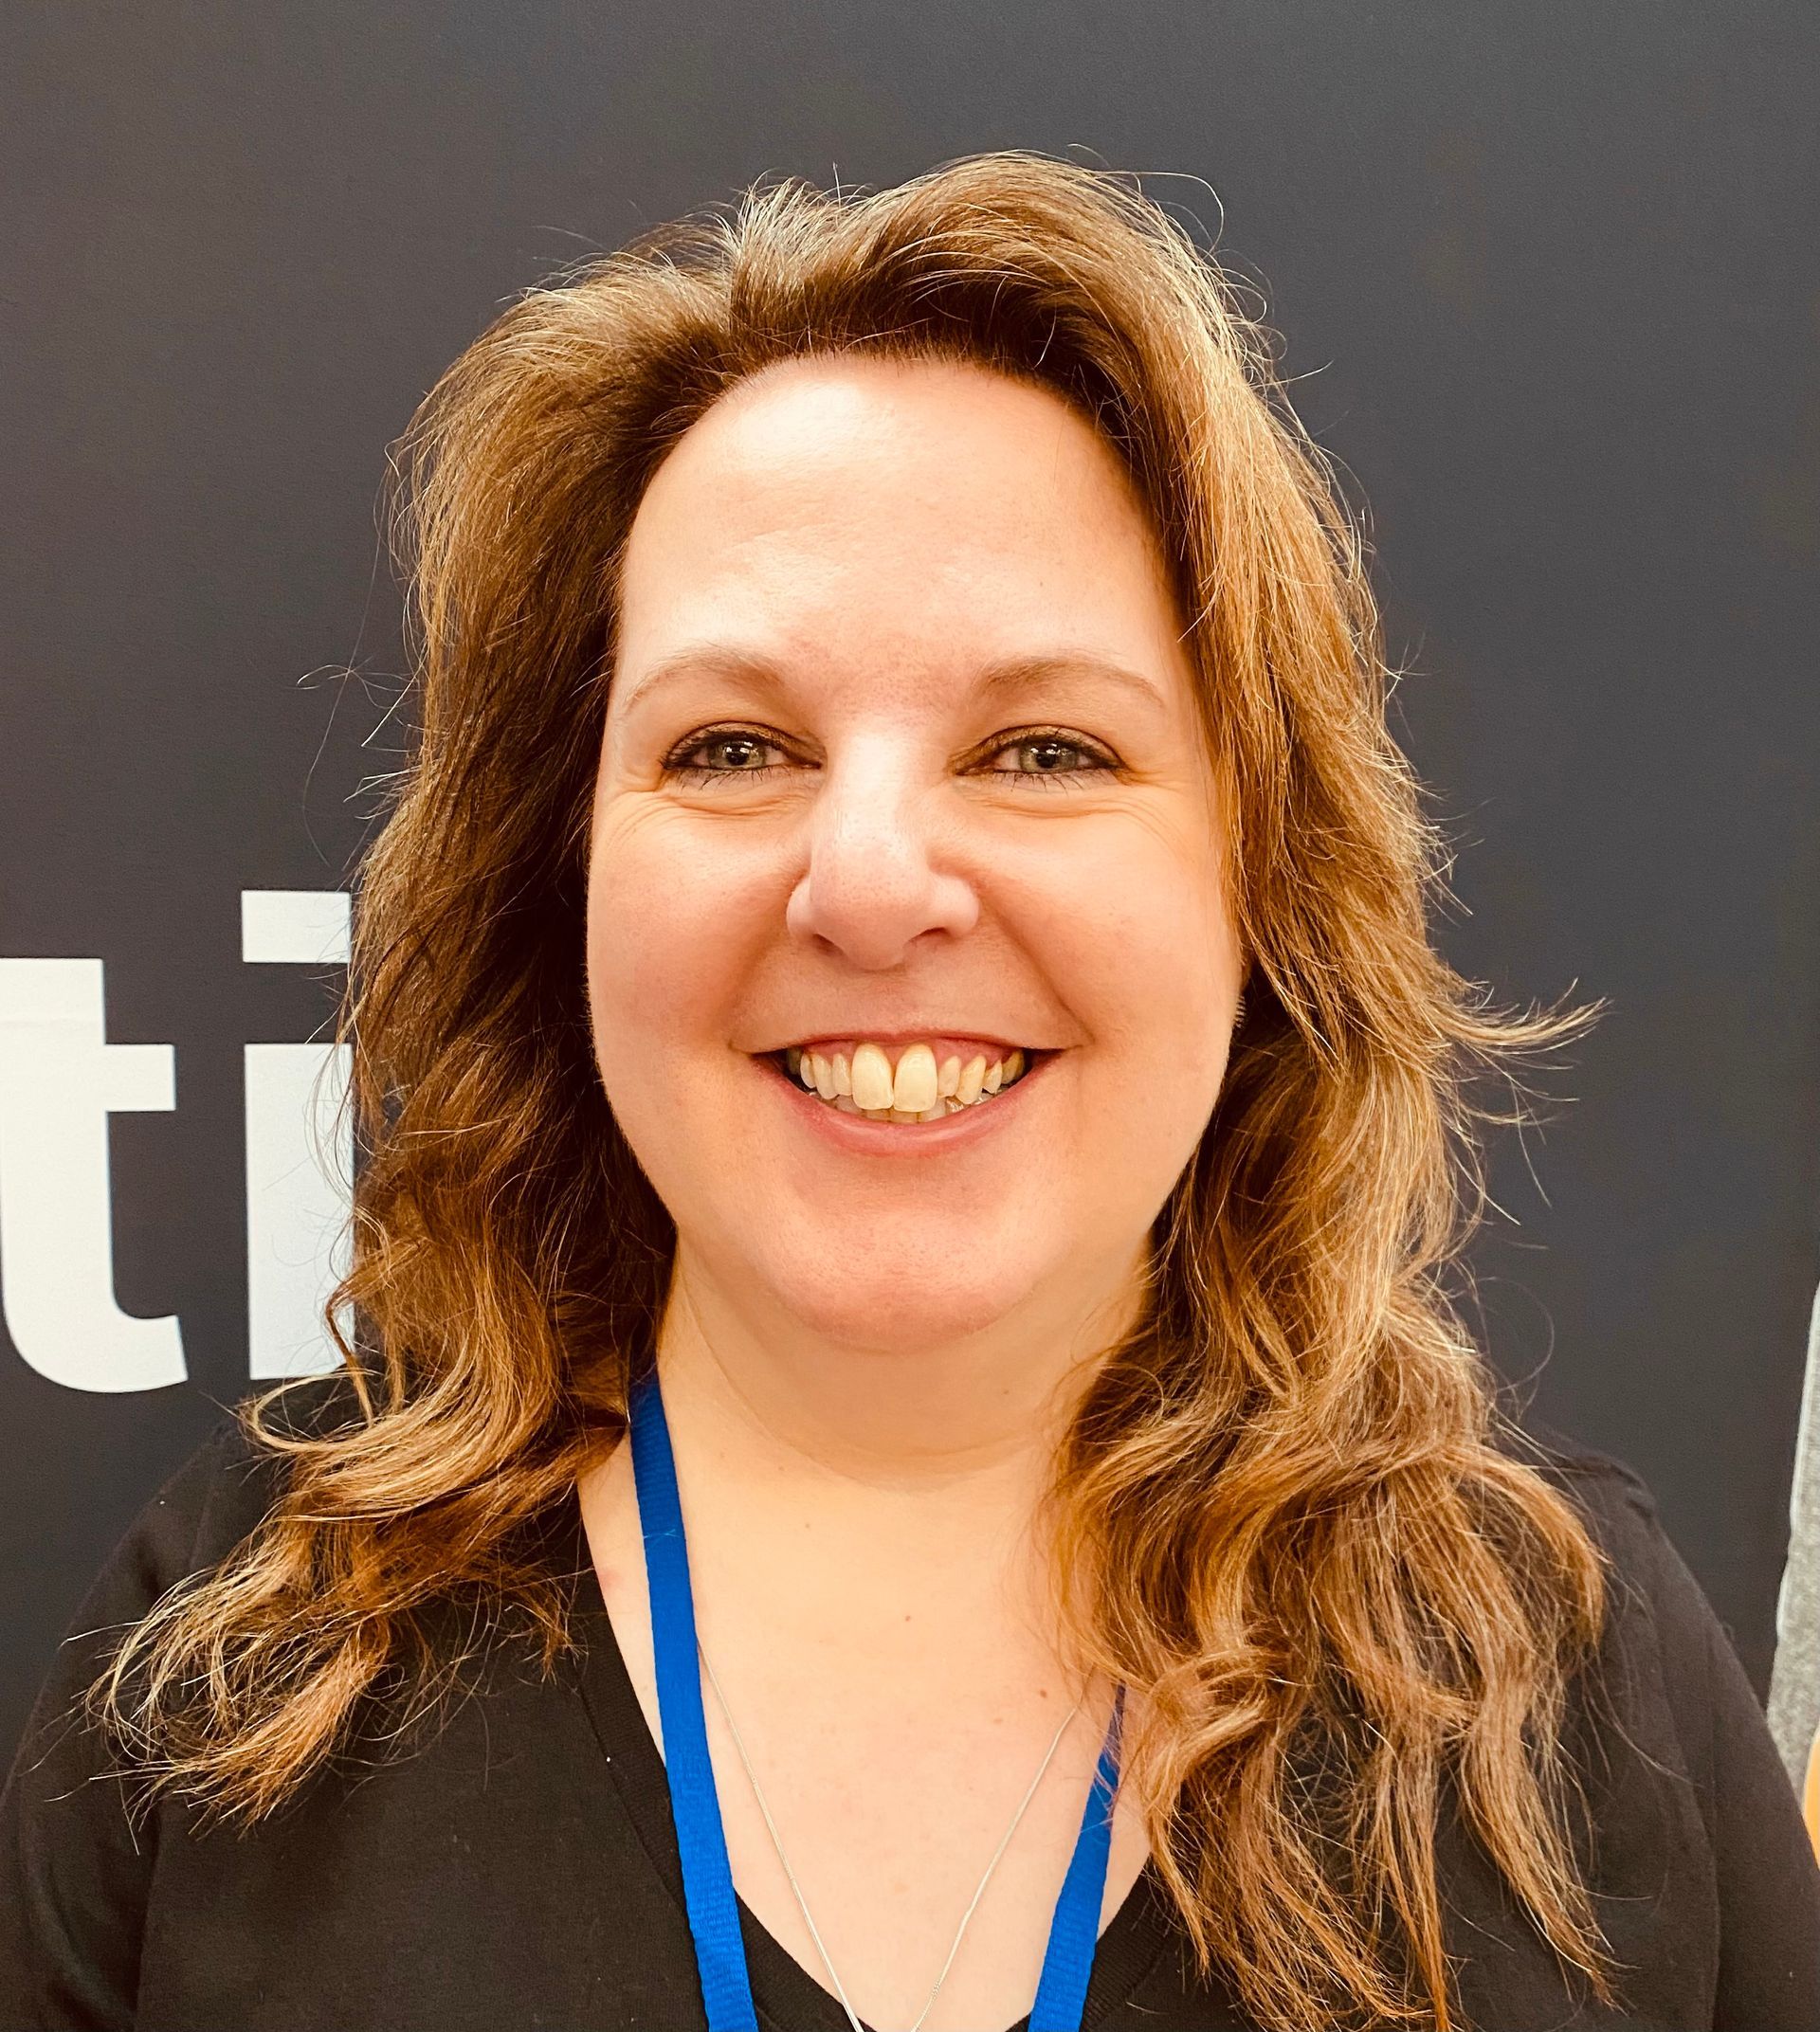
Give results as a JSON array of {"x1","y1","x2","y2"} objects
[{"x1": 241, "y1": 891, "x2": 353, "y2": 1378}]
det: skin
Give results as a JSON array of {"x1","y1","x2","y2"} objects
[{"x1": 577, "y1": 354, "x2": 1245, "y2": 2032}]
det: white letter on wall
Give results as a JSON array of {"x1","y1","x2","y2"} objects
[
  {"x1": 242, "y1": 891, "x2": 353, "y2": 1379},
  {"x1": 0, "y1": 958, "x2": 185, "y2": 1392}
]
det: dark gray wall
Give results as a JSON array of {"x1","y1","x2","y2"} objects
[{"x1": 3, "y1": 1, "x2": 1816, "y2": 1762}]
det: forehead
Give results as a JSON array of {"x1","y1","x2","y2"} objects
[{"x1": 613, "y1": 353, "x2": 1186, "y2": 679}]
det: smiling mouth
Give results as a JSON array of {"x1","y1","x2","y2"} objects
[{"x1": 765, "y1": 1041, "x2": 1045, "y2": 1123}]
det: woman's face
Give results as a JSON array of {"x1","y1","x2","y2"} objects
[{"x1": 587, "y1": 354, "x2": 1244, "y2": 1355}]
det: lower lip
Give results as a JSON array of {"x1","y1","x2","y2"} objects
[{"x1": 755, "y1": 1050, "x2": 1057, "y2": 1155}]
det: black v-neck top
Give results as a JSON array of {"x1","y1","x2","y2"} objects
[{"x1": 4, "y1": 1382, "x2": 1819, "y2": 2031}]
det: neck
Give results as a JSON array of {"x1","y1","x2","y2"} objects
[
  {"x1": 610, "y1": 1243, "x2": 1148, "y2": 1703},
  {"x1": 646, "y1": 1243, "x2": 1145, "y2": 1576},
  {"x1": 653, "y1": 1240, "x2": 1146, "y2": 1511}
]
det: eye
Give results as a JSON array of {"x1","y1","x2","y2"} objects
[
  {"x1": 660, "y1": 726, "x2": 794, "y2": 785},
  {"x1": 657, "y1": 722, "x2": 1121, "y2": 789},
  {"x1": 979, "y1": 728, "x2": 1119, "y2": 788}
]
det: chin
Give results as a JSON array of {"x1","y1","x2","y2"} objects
[{"x1": 758, "y1": 1251, "x2": 1042, "y2": 1353}]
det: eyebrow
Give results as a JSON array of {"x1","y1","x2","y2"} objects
[{"x1": 615, "y1": 645, "x2": 1170, "y2": 717}]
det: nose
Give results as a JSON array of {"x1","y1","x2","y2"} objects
[{"x1": 785, "y1": 739, "x2": 980, "y2": 969}]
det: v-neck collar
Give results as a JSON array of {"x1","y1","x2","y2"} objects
[{"x1": 548, "y1": 1485, "x2": 1176, "y2": 2032}]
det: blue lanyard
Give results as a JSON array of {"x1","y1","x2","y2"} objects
[{"x1": 628, "y1": 1368, "x2": 1125, "y2": 2032}]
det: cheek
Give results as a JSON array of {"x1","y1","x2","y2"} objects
[
  {"x1": 583, "y1": 804, "x2": 772, "y2": 1088},
  {"x1": 1027, "y1": 827, "x2": 1238, "y2": 1221},
  {"x1": 1028, "y1": 817, "x2": 1236, "y2": 1080}
]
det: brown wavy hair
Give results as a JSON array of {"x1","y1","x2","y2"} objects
[{"x1": 89, "y1": 151, "x2": 1619, "y2": 2030}]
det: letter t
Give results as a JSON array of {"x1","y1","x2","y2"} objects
[{"x1": 0, "y1": 959, "x2": 185, "y2": 1391}]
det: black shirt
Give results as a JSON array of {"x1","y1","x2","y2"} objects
[{"x1": 4, "y1": 1387, "x2": 1819, "y2": 2031}]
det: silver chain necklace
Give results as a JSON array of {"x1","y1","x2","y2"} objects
[{"x1": 697, "y1": 1635, "x2": 1087, "y2": 2032}]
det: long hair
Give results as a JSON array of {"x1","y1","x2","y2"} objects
[{"x1": 90, "y1": 152, "x2": 1617, "y2": 2030}]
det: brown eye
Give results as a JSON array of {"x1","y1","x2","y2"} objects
[
  {"x1": 661, "y1": 728, "x2": 792, "y2": 783},
  {"x1": 983, "y1": 729, "x2": 1118, "y2": 784}
]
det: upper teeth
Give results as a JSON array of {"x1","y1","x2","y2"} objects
[{"x1": 783, "y1": 1041, "x2": 1028, "y2": 1120}]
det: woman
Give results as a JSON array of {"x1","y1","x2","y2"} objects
[{"x1": 3, "y1": 152, "x2": 1816, "y2": 2032}]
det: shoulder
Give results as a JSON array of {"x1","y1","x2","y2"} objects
[
  {"x1": 99, "y1": 1370, "x2": 374, "y2": 1605},
  {"x1": 1516, "y1": 1429, "x2": 1723, "y2": 1748},
  {"x1": 1508, "y1": 1425, "x2": 1803, "y2": 1869},
  {"x1": 9, "y1": 1370, "x2": 374, "y2": 1765},
  {"x1": 1512, "y1": 1428, "x2": 1820, "y2": 2013},
  {"x1": 0, "y1": 1372, "x2": 367, "y2": 2022},
  {"x1": 1555, "y1": 1448, "x2": 1675, "y2": 1610},
  {"x1": 1528, "y1": 1432, "x2": 1746, "y2": 1672},
  {"x1": 1511, "y1": 1424, "x2": 1702, "y2": 1624},
  {"x1": 1519, "y1": 1424, "x2": 1664, "y2": 1544}
]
